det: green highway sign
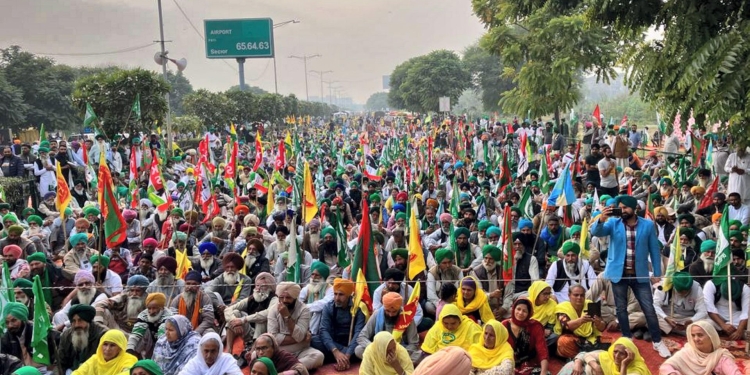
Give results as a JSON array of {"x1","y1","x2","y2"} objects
[{"x1": 204, "y1": 18, "x2": 275, "y2": 59}]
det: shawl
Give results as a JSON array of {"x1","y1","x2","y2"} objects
[
  {"x1": 468, "y1": 319, "x2": 515, "y2": 370},
  {"x1": 662, "y1": 321, "x2": 735, "y2": 375},
  {"x1": 153, "y1": 316, "x2": 201, "y2": 375},
  {"x1": 553, "y1": 300, "x2": 601, "y2": 344},
  {"x1": 421, "y1": 304, "x2": 482, "y2": 354},
  {"x1": 455, "y1": 276, "x2": 494, "y2": 324},
  {"x1": 179, "y1": 333, "x2": 242, "y2": 375},
  {"x1": 529, "y1": 281, "x2": 557, "y2": 327},
  {"x1": 177, "y1": 291, "x2": 202, "y2": 329},
  {"x1": 600, "y1": 337, "x2": 651, "y2": 375},
  {"x1": 255, "y1": 333, "x2": 303, "y2": 374},
  {"x1": 361, "y1": 332, "x2": 415, "y2": 375},
  {"x1": 72, "y1": 330, "x2": 138, "y2": 375},
  {"x1": 414, "y1": 346, "x2": 472, "y2": 375}
]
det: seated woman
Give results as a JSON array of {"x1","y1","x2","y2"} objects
[
  {"x1": 659, "y1": 322, "x2": 741, "y2": 375},
  {"x1": 468, "y1": 319, "x2": 514, "y2": 375},
  {"x1": 559, "y1": 337, "x2": 651, "y2": 375},
  {"x1": 248, "y1": 358, "x2": 277, "y2": 375},
  {"x1": 528, "y1": 281, "x2": 558, "y2": 348},
  {"x1": 554, "y1": 284, "x2": 607, "y2": 359},
  {"x1": 179, "y1": 333, "x2": 243, "y2": 375},
  {"x1": 72, "y1": 330, "x2": 138, "y2": 375},
  {"x1": 361, "y1": 331, "x2": 414, "y2": 375},
  {"x1": 247, "y1": 333, "x2": 308, "y2": 375},
  {"x1": 456, "y1": 276, "x2": 495, "y2": 324},
  {"x1": 422, "y1": 304, "x2": 482, "y2": 354},
  {"x1": 153, "y1": 316, "x2": 201, "y2": 375},
  {"x1": 130, "y1": 360, "x2": 163, "y2": 375},
  {"x1": 503, "y1": 299, "x2": 549, "y2": 375}
]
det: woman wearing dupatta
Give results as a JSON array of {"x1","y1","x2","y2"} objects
[
  {"x1": 559, "y1": 337, "x2": 651, "y2": 375},
  {"x1": 422, "y1": 304, "x2": 482, "y2": 354},
  {"x1": 503, "y1": 299, "x2": 549, "y2": 375},
  {"x1": 659, "y1": 321, "x2": 740, "y2": 375},
  {"x1": 178, "y1": 333, "x2": 243, "y2": 375},
  {"x1": 247, "y1": 333, "x2": 308, "y2": 375},
  {"x1": 554, "y1": 284, "x2": 606, "y2": 359},
  {"x1": 456, "y1": 276, "x2": 495, "y2": 325},
  {"x1": 469, "y1": 320, "x2": 514, "y2": 375},
  {"x1": 528, "y1": 280, "x2": 558, "y2": 347},
  {"x1": 153, "y1": 316, "x2": 201, "y2": 375},
  {"x1": 72, "y1": 330, "x2": 138, "y2": 375},
  {"x1": 361, "y1": 332, "x2": 414, "y2": 375}
]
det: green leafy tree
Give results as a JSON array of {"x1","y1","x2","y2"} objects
[
  {"x1": 182, "y1": 89, "x2": 235, "y2": 129},
  {"x1": 255, "y1": 94, "x2": 286, "y2": 122},
  {"x1": 283, "y1": 94, "x2": 300, "y2": 116},
  {"x1": 165, "y1": 71, "x2": 194, "y2": 117},
  {"x1": 227, "y1": 85, "x2": 268, "y2": 95},
  {"x1": 365, "y1": 92, "x2": 389, "y2": 111},
  {"x1": 462, "y1": 43, "x2": 516, "y2": 112},
  {"x1": 172, "y1": 115, "x2": 204, "y2": 135},
  {"x1": 387, "y1": 57, "x2": 418, "y2": 109},
  {"x1": 224, "y1": 90, "x2": 258, "y2": 124},
  {"x1": 0, "y1": 70, "x2": 28, "y2": 126},
  {"x1": 72, "y1": 68, "x2": 170, "y2": 137},
  {"x1": 390, "y1": 50, "x2": 470, "y2": 112},
  {"x1": 471, "y1": 1, "x2": 620, "y2": 123}
]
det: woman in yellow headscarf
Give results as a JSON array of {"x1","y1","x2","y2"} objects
[
  {"x1": 73, "y1": 330, "x2": 138, "y2": 375},
  {"x1": 528, "y1": 280, "x2": 559, "y2": 347},
  {"x1": 456, "y1": 276, "x2": 495, "y2": 325},
  {"x1": 468, "y1": 320, "x2": 514, "y2": 375},
  {"x1": 558, "y1": 337, "x2": 651, "y2": 375},
  {"x1": 422, "y1": 304, "x2": 482, "y2": 354},
  {"x1": 361, "y1": 331, "x2": 414, "y2": 375}
]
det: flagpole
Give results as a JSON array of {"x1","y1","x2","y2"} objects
[{"x1": 728, "y1": 264, "x2": 733, "y2": 325}]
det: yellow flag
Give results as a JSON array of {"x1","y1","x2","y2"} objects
[
  {"x1": 284, "y1": 131, "x2": 292, "y2": 147},
  {"x1": 303, "y1": 161, "x2": 318, "y2": 223},
  {"x1": 232, "y1": 279, "x2": 243, "y2": 302},
  {"x1": 266, "y1": 181, "x2": 275, "y2": 216},
  {"x1": 408, "y1": 207, "x2": 426, "y2": 280},
  {"x1": 351, "y1": 269, "x2": 372, "y2": 320},
  {"x1": 175, "y1": 248, "x2": 192, "y2": 279},
  {"x1": 579, "y1": 217, "x2": 590, "y2": 259},
  {"x1": 663, "y1": 226, "x2": 683, "y2": 291}
]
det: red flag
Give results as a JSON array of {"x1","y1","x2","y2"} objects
[
  {"x1": 501, "y1": 205, "x2": 514, "y2": 282},
  {"x1": 98, "y1": 153, "x2": 128, "y2": 248},
  {"x1": 520, "y1": 133, "x2": 528, "y2": 158},
  {"x1": 593, "y1": 104, "x2": 601, "y2": 126},
  {"x1": 699, "y1": 177, "x2": 719, "y2": 210},
  {"x1": 129, "y1": 146, "x2": 138, "y2": 209},
  {"x1": 507, "y1": 122, "x2": 514, "y2": 134},
  {"x1": 275, "y1": 140, "x2": 286, "y2": 171},
  {"x1": 81, "y1": 140, "x2": 88, "y2": 165},
  {"x1": 621, "y1": 114, "x2": 628, "y2": 127},
  {"x1": 201, "y1": 195, "x2": 221, "y2": 223},
  {"x1": 627, "y1": 180, "x2": 633, "y2": 195},
  {"x1": 545, "y1": 147, "x2": 553, "y2": 173},
  {"x1": 497, "y1": 151, "x2": 512, "y2": 195}
]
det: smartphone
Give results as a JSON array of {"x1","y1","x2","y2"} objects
[
  {"x1": 610, "y1": 208, "x2": 622, "y2": 216},
  {"x1": 586, "y1": 301, "x2": 602, "y2": 317}
]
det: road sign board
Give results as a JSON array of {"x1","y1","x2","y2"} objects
[
  {"x1": 439, "y1": 97, "x2": 451, "y2": 112},
  {"x1": 204, "y1": 18, "x2": 274, "y2": 59}
]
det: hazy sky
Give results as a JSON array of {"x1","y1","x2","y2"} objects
[{"x1": 0, "y1": 0, "x2": 486, "y2": 103}]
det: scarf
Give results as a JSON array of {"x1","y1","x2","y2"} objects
[
  {"x1": 455, "y1": 276, "x2": 494, "y2": 324},
  {"x1": 468, "y1": 319, "x2": 515, "y2": 370},
  {"x1": 361, "y1": 331, "x2": 414, "y2": 375},
  {"x1": 422, "y1": 304, "x2": 482, "y2": 354},
  {"x1": 600, "y1": 337, "x2": 651, "y2": 375},
  {"x1": 510, "y1": 298, "x2": 534, "y2": 328},
  {"x1": 553, "y1": 300, "x2": 601, "y2": 344},
  {"x1": 662, "y1": 321, "x2": 735, "y2": 375},
  {"x1": 177, "y1": 291, "x2": 202, "y2": 329},
  {"x1": 180, "y1": 333, "x2": 243, "y2": 375},
  {"x1": 529, "y1": 281, "x2": 557, "y2": 326},
  {"x1": 152, "y1": 316, "x2": 201, "y2": 375},
  {"x1": 76, "y1": 330, "x2": 137, "y2": 375}
]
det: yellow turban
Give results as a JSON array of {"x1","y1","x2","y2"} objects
[{"x1": 145, "y1": 292, "x2": 166, "y2": 308}]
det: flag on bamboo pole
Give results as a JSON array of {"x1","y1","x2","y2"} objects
[
  {"x1": 0, "y1": 262, "x2": 14, "y2": 331},
  {"x1": 500, "y1": 205, "x2": 514, "y2": 282},
  {"x1": 540, "y1": 152, "x2": 551, "y2": 194},
  {"x1": 55, "y1": 162, "x2": 71, "y2": 216},
  {"x1": 266, "y1": 179, "x2": 275, "y2": 217},
  {"x1": 275, "y1": 140, "x2": 286, "y2": 171},
  {"x1": 549, "y1": 162, "x2": 576, "y2": 207},
  {"x1": 31, "y1": 275, "x2": 51, "y2": 365},
  {"x1": 286, "y1": 215, "x2": 301, "y2": 283},
  {"x1": 579, "y1": 217, "x2": 590, "y2": 259},
  {"x1": 593, "y1": 104, "x2": 601, "y2": 126},
  {"x1": 224, "y1": 140, "x2": 238, "y2": 194},
  {"x1": 333, "y1": 207, "x2": 350, "y2": 267},
  {"x1": 450, "y1": 174, "x2": 460, "y2": 217},
  {"x1": 129, "y1": 146, "x2": 138, "y2": 208},
  {"x1": 84, "y1": 103, "x2": 97, "y2": 127},
  {"x1": 518, "y1": 187, "x2": 535, "y2": 219},
  {"x1": 252, "y1": 132, "x2": 263, "y2": 171},
  {"x1": 706, "y1": 138, "x2": 715, "y2": 171},
  {"x1": 175, "y1": 249, "x2": 191, "y2": 280},
  {"x1": 131, "y1": 94, "x2": 141, "y2": 122},
  {"x1": 497, "y1": 151, "x2": 512, "y2": 195},
  {"x1": 407, "y1": 207, "x2": 426, "y2": 280},
  {"x1": 392, "y1": 282, "x2": 420, "y2": 341},
  {"x1": 147, "y1": 151, "x2": 171, "y2": 212},
  {"x1": 98, "y1": 151, "x2": 128, "y2": 248},
  {"x1": 690, "y1": 132, "x2": 706, "y2": 167},
  {"x1": 38, "y1": 123, "x2": 45, "y2": 143},
  {"x1": 350, "y1": 200, "x2": 380, "y2": 296},
  {"x1": 663, "y1": 226, "x2": 684, "y2": 291},
  {"x1": 645, "y1": 192, "x2": 655, "y2": 220},
  {"x1": 713, "y1": 205, "x2": 732, "y2": 284},
  {"x1": 699, "y1": 177, "x2": 720, "y2": 210},
  {"x1": 303, "y1": 161, "x2": 318, "y2": 223},
  {"x1": 351, "y1": 268, "x2": 373, "y2": 320}
]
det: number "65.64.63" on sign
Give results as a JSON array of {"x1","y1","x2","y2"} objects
[{"x1": 235, "y1": 42, "x2": 270, "y2": 51}]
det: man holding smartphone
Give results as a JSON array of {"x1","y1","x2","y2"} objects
[{"x1": 590, "y1": 195, "x2": 671, "y2": 358}]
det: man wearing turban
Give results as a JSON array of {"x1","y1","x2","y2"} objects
[
  {"x1": 425, "y1": 248, "x2": 463, "y2": 317},
  {"x1": 544, "y1": 241, "x2": 597, "y2": 303},
  {"x1": 94, "y1": 275, "x2": 150, "y2": 333},
  {"x1": 128, "y1": 292, "x2": 174, "y2": 357},
  {"x1": 424, "y1": 213, "x2": 455, "y2": 252},
  {"x1": 300, "y1": 261, "x2": 333, "y2": 335},
  {"x1": 373, "y1": 268, "x2": 426, "y2": 330},
  {"x1": 311, "y1": 278, "x2": 365, "y2": 371},
  {"x1": 355, "y1": 290, "x2": 422, "y2": 363},
  {"x1": 3, "y1": 244, "x2": 29, "y2": 280},
  {"x1": 470, "y1": 244, "x2": 515, "y2": 320},
  {"x1": 90, "y1": 254, "x2": 123, "y2": 296},
  {"x1": 192, "y1": 242, "x2": 221, "y2": 282},
  {"x1": 169, "y1": 270, "x2": 216, "y2": 335},
  {"x1": 206, "y1": 252, "x2": 253, "y2": 305},
  {"x1": 653, "y1": 272, "x2": 707, "y2": 336},
  {"x1": 122, "y1": 209, "x2": 142, "y2": 250},
  {"x1": 0, "y1": 222, "x2": 38, "y2": 261},
  {"x1": 268, "y1": 282, "x2": 325, "y2": 371},
  {"x1": 62, "y1": 232, "x2": 98, "y2": 282},
  {"x1": 10, "y1": 278, "x2": 38, "y2": 320},
  {"x1": 302, "y1": 219, "x2": 322, "y2": 260},
  {"x1": 224, "y1": 272, "x2": 278, "y2": 354},
  {"x1": 146, "y1": 256, "x2": 185, "y2": 303},
  {"x1": 57, "y1": 304, "x2": 108, "y2": 374},
  {"x1": 1, "y1": 302, "x2": 57, "y2": 369},
  {"x1": 53, "y1": 269, "x2": 110, "y2": 327},
  {"x1": 702, "y1": 277, "x2": 750, "y2": 340},
  {"x1": 689, "y1": 239, "x2": 716, "y2": 286},
  {"x1": 653, "y1": 205, "x2": 676, "y2": 247}
]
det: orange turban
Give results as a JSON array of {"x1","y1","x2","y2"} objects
[
  {"x1": 382, "y1": 291, "x2": 403, "y2": 310},
  {"x1": 234, "y1": 205, "x2": 249, "y2": 215},
  {"x1": 75, "y1": 218, "x2": 90, "y2": 229},
  {"x1": 654, "y1": 206, "x2": 668, "y2": 217},
  {"x1": 333, "y1": 278, "x2": 355, "y2": 296},
  {"x1": 712, "y1": 213, "x2": 723, "y2": 223}
]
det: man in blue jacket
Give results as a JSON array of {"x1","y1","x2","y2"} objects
[
  {"x1": 0, "y1": 147, "x2": 24, "y2": 177},
  {"x1": 590, "y1": 195, "x2": 671, "y2": 358}
]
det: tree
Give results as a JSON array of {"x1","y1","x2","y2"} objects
[
  {"x1": 470, "y1": 0, "x2": 620, "y2": 123},
  {"x1": 365, "y1": 92, "x2": 389, "y2": 111},
  {"x1": 462, "y1": 43, "x2": 516, "y2": 112},
  {"x1": 454, "y1": 89, "x2": 485, "y2": 119},
  {"x1": 182, "y1": 89, "x2": 235, "y2": 129},
  {"x1": 0, "y1": 70, "x2": 28, "y2": 126},
  {"x1": 165, "y1": 71, "x2": 194, "y2": 117},
  {"x1": 389, "y1": 50, "x2": 470, "y2": 112},
  {"x1": 224, "y1": 89, "x2": 258, "y2": 124},
  {"x1": 227, "y1": 85, "x2": 268, "y2": 95},
  {"x1": 255, "y1": 94, "x2": 286, "y2": 122},
  {"x1": 72, "y1": 68, "x2": 170, "y2": 137},
  {"x1": 172, "y1": 115, "x2": 204, "y2": 135}
]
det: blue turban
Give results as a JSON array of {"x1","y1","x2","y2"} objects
[
  {"x1": 69, "y1": 233, "x2": 88, "y2": 246},
  {"x1": 486, "y1": 226, "x2": 501, "y2": 237},
  {"x1": 518, "y1": 219, "x2": 533, "y2": 230},
  {"x1": 199, "y1": 242, "x2": 218, "y2": 255}
]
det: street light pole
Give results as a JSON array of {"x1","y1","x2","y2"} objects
[
  {"x1": 156, "y1": 0, "x2": 173, "y2": 156},
  {"x1": 310, "y1": 70, "x2": 332, "y2": 102},
  {"x1": 323, "y1": 80, "x2": 338, "y2": 105},
  {"x1": 288, "y1": 54, "x2": 320, "y2": 100},
  {"x1": 272, "y1": 20, "x2": 300, "y2": 95}
]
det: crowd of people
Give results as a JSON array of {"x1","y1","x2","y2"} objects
[{"x1": 0, "y1": 115, "x2": 749, "y2": 375}]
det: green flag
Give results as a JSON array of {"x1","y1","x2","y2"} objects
[
  {"x1": 31, "y1": 275, "x2": 51, "y2": 365},
  {"x1": 450, "y1": 175, "x2": 460, "y2": 217},
  {"x1": 132, "y1": 94, "x2": 142, "y2": 122},
  {"x1": 540, "y1": 155, "x2": 550, "y2": 194},
  {"x1": 0, "y1": 262, "x2": 14, "y2": 331},
  {"x1": 84, "y1": 103, "x2": 97, "y2": 127},
  {"x1": 713, "y1": 205, "x2": 732, "y2": 284},
  {"x1": 334, "y1": 208, "x2": 350, "y2": 267},
  {"x1": 286, "y1": 214, "x2": 301, "y2": 283},
  {"x1": 98, "y1": 156, "x2": 128, "y2": 247},
  {"x1": 39, "y1": 123, "x2": 45, "y2": 143},
  {"x1": 517, "y1": 187, "x2": 535, "y2": 219},
  {"x1": 350, "y1": 203, "x2": 380, "y2": 296}
]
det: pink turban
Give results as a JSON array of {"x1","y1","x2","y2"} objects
[
  {"x1": 276, "y1": 282, "x2": 301, "y2": 299},
  {"x1": 74, "y1": 270, "x2": 95, "y2": 285},
  {"x1": 122, "y1": 209, "x2": 137, "y2": 220},
  {"x1": 143, "y1": 238, "x2": 158, "y2": 247},
  {"x1": 439, "y1": 213, "x2": 453, "y2": 222},
  {"x1": 2, "y1": 245, "x2": 22, "y2": 259}
]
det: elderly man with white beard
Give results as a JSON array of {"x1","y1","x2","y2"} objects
[
  {"x1": 93, "y1": 275, "x2": 150, "y2": 333},
  {"x1": 300, "y1": 261, "x2": 333, "y2": 335},
  {"x1": 206, "y1": 252, "x2": 253, "y2": 306},
  {"x1": 53, "y1": 270, "x2": 109, "y2": 329},
  {"x1": 544, "y1": 242, "x2": 597, "y2": 303},
  {"x1": 689, "y1": 239, "x2": 717, "y2": 286},
  {"x1": 169, "y1": 270, "x2": 215, "y2": 335},
  {"x1": 145, "y1": 256, "x2": 184, "y2": 305},
  {"x1": 224, "y1": 272, "x2": 278, "y2": 354},
  {"x1": 192, "y1": 242, "x2": 222, "y2": 282},
  {"x1": 57, "y1": 304, "x2": 107, "y2": 375},
  {"x1": 62, "y1": 232, "x2": 98, "y2": 282},
  {"x1": 302, "y1": 219, "x2": 322, "y2": 259},
  {"x1": 470, "y1": 244, "x2": 515, "y2": 320},
  {"x1": 127, "y1": 292, "x2": 173, "y2": 358}
]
